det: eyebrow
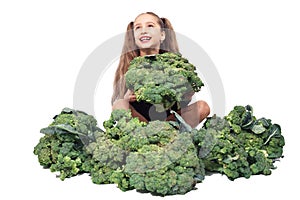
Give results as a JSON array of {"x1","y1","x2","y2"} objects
[{"x1": 134, "y1": 21, "x2": 156, "y2": 27}]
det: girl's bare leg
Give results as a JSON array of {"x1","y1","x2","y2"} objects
[{"x1": 181, "y1": 100, "x2": 210, "y2": 128}]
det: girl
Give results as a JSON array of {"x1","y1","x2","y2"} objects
[{"x1": 111, "y1": 12, "x2": 210, "y2": 128}]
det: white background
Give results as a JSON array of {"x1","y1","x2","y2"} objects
[{"x1": 1, "y1": 0, "x2": 299, "y2": 199}]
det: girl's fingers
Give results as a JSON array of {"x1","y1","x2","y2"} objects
[{"x1": 130, "y1": 95, "x2": 136, "y2": 102}]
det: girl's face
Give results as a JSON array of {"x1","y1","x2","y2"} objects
[{"x1": 133, "y1": 14, "x2": 165, "y2": 55}]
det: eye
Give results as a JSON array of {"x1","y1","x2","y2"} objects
[
  {"x1": 134, "y1": 26, "x2": 140, "y2": 30},
  {"x1": 148, "y1": 24, "x2": 154, "y2": 28}
]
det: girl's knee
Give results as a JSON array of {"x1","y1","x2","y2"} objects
[{"x1": 197, "y1": 100, "x2": 210, "y2": 118}]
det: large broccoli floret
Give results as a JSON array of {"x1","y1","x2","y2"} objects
[
  {"x1": 85, "y1": 109, "x2": 205, "y2": 196},
  {"x1": 196, "y1": 105, "x2": 285, "y2": 180},
  {"x1": 33, "y1": 131, "x2": 93, "y2": 180},
  {"x1": 196, "y1": 119, "x2": 252, "y2": 180},
  {"x1": 124, "y1": 132, "x2": 204, "y2": 196},
  {"x1": 33, "y1": 108, "x2": 100, "y2": 180},
  {"x1": 125, "y1": 52, "x2": 204, "y2": 112}
]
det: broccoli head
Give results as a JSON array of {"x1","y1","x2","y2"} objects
[
  {"x1": 33, "y1": 108, "x2": 100, "y2": 180},
  {"x1": 86, "y1": 109, "x2": 205, "y2": 196},
  {"x1": 125, "y1": 132, "x2": 205, "y2": 196},
  {"x1": 125, "y1": 52, "x2": 204, "y2": 112},
  {"x1": 196, "y1": 106, "x2": 285, "y2": 180}
]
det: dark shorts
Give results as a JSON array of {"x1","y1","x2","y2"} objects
[{"x1": 130, "y1": 100, "x2": 189, "y2": 121}]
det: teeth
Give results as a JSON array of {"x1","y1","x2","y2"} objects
[{"x1": 140, "y1": 37, "x2": 151, "y2": 41}]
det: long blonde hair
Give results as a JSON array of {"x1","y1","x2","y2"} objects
[{"x1": 111, "y1": 12, "x2": 179, "y2": 104}]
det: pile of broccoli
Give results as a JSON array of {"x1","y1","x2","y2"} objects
[
  {"x1": 34, "y1": 105, "x2": 284, "y2": 196},
  {"x1": 125, "y1": 52, "x2": 204, "y2": 112}
]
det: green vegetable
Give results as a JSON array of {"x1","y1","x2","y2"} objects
[
  {"x1": 195, "y1": 105, "x2": 285, "y2": 180},
  {"x1": 86, "y1": 109, "x2": 205, "y2": 195},
  {"x1": 34, "y1": 105, "x2": 285, "y2": 196},
  {"x1": 125, "y1": 52, "x2": 204, "y2": 112},
  {"x1": 33, "y1": 108, "x2": 100, "y2": 180}
]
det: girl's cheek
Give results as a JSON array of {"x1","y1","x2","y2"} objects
[{"x1": 134, "y1": 29, "x2": 141, "y2": 35}]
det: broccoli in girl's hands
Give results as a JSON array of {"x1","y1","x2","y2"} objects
[{"x1": 125, "y1": 53, "x2": 204, "y2": 112}]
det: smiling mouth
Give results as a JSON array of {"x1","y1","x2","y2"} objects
[{"x1": 140, "y1": 36, "x2": 151, "y2": 42}]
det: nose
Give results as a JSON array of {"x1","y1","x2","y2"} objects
[{"x1": 141, "y1": 26, "x2": 148, "y2": 34}]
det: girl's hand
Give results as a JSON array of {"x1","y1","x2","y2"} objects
[{"x1": 124, "y1": 89, "x2": 136, "y2": 102}]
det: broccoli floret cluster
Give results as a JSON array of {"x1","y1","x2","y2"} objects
[
  {"x1": 33, "y1": 108, "x2": 99, "y2": 180},
  {"x1": 125, "y1": 52, "x2": 204, "y2": 112},
  {"x1": 124, "y1": 132, "x2": 204, "y2": 195},
  {"x1": 194, "y1": 105, "x2": 285, "y2": 180},
  {"x1": 86, "y1": 109, "x2": 205, "y2": 195}
]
